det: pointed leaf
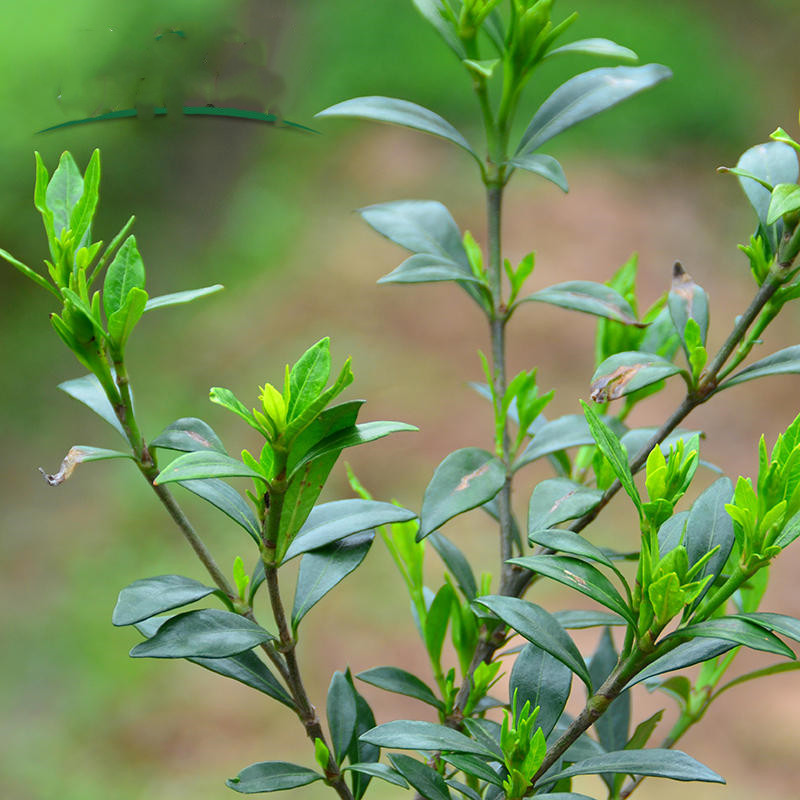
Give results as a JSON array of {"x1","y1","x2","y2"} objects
[
  {"x1": 429, "y1": 531, "x2": 478, "y2": 599},
  {"x1": 529, "y1": 478, "x2": 604, "y2": 530},
  {"x1": 411, "y1": 0, "x2": 465, "y2": 58},
  {"x1": 291, "y1": 531, "x2": 374, "y2": 628},
  {"x1": 103, "y1": 235, "x2": 145, "y2": 318},
  {"x1": 510, "y1": 556, "x2": 634, "y2": 624},
  {"x1": 507, "y1": 154, "x2": 568, "y2": 192},
  {"x1": 361, "y1": 720, "x2": 495, "y2": 757},
  {"x1": 178, "y1": 478, "x2": 261, "y2": 544},
  {"x1": 420, "y1": 449, "x2": 506, "y2": 540},
  {"x1": 518, "y1": 281, "x2": 641, "y2": 325},
  {"x1": 517, "y1": 65, "x2": 672, "y2": 155},
  {"x1": 46, "y1": 151, "x2": 84, "y2": 236},
  {"x1": 736, "y1": 141, "x2": 799, "y2": 225},
  {"x1": 344, "y1": 763, "x2": 408, "y2": 789},
  {"x1": 722, "y1": 345, "x2": 800, "y2": 388},
  {"x1": 131, "y1": 609, "x2": 273, "y2": 658},
  {"x1": 667, "y1": 617, "x2": 795, "y2": 658},
  {"x1": 107, "y1": 286, "x2": 148, "y2": 349},
  {"x1": 209, "y1": 386, "x2": 262, "y2": 433},
  {"x1": 668, "y1": 262, "x2": 709, "y2": 348},
  {"x1": 515, "y1": 414, "x2": 594, "y2": 470},
  {"x1": 226, "y1": 761, "x2": 323, "y2": 793},
  {"x1": 144, "y1": 284, "x2": 224, "y2": 311},
  {"x1": 543, "y1": 749, "x2": 724, "y2": 784},
  {"x1": 474, "y1": 595, "x2": 592, "y2": 688},
  {"x1": 767, "y1": 182, "x2": 800, "y2": 225},
  {"x1": 328, "y1": 671, "x2": 358, "y2": 763},
  {"x1": 154, "y1": 450, "x2": 265, "y2": 485},
  {"x1": 510, "y1": 643, "x2": 572, "y2": 737},
  {"x1": 0, "y1": 247, "x2": 60, "y2": 298},
  {"x1": 440, "y1": 754, "x2": 502, "y2": 787},
  {"x1": 388, "y1": 754, "x2": 453, "y2": 800},
  {"x1": 545, "y1": 38, "x2": 638, "y2": 63},
  {"x1": 625, "y1": 638, "x2": 734, "y2": 688},
  {"x1": 283, "y1": 500, "x2": 416, "y2": 561},
  {"x1": 58, "y1": 373, "x2": 126, "y2": 439},
  {"x1": 589, "y1": 628, "x2": 630, "y2": 754},
  {"x1": 113, "y1": 574, "x2": 218, "y2": 626},
  {"x1": 736, "y1": 612, "x2": 800, "y2": 644},
  {"x1": 317, "y1": 96, "x2": 475, "y2": 157},
  {"x1": 553, "y1": 610, "x2": 626, "y2": 629},
  {"x1": 590, "y1": 352, "x2": 682, "y2": 403},
  {"x1": 528, "y1": 529, "x2": 614, "y2": 568},
  {"x1": 357, "y1": 666, "x2": 443, "y2": 710},
  {"x1": 378, "y1": 253, "x2": 481, "y2": 285},
  {"x1": 288, "y1": 338, "x2": 332, "y2": 419},
  {"x1": 70, "y1": 149, "x2": 100, "y2": 245}
]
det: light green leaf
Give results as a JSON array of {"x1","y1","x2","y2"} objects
[
  {"x1": 154, "y1": 450, "x2": 265, "y2": 485},
  {"x1": 46, "y1": 151, "x2": 84, "y2": 236},
  {"x1": 767, "y1": 182, "x2": 800, "y2": 224},
  {"x1": 107, "y1": 286, "x2": 148, "y2": 349},
  {"x1": 288, "y1": 338, "x2": 332, "y2": 420},
  {"x1": 103, "y1": 235, "x2": 146, "y2": 318},
  {"x1": 544, "y1": 38, "x2": 638, "y2": 63},
  {"x1": 69, "y1": 149, "x2": 100, "y2": 246},
  {"x1": 0, "y1": 247, "x2": 60, "y2": 299},
  {"x1": 143, "y1": 284, "x2": 223, "y2": 311},
  {"x1": 411, "y1": 0, "x2": 465, "y2": 58}
]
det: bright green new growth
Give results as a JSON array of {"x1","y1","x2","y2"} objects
[{"x1": 7, "y1": 2, "x2": 800, "y2": 800}]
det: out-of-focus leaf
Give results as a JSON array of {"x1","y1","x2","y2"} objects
[
  {"x1": 518, "y1": 281, "x2": 641, "y2": 325},
  {"x1": 507, "y1": 153, "x2": 568, "y2": 192},
  {"x1": 378, "y1": 253, "x2": 481, "y2": 285},
  {"x1": 735, "y1": 141, "x2": 799, "y2": 224},
  {"x1": 544, "y1": 38, "x2": 638, "y2": 62},
  {"x1": 144, "y1": 285, "x2": 224, "y2": 311}
]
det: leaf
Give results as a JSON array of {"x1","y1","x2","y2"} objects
[
  {"x1": 113, "y1": 574, "x2": 218, "y2": 626},
  {"x1": 428, "y1": 531, "x2": 478, "y2": 599},
  {"x1": 625, "y1": 638, "x2": 734, "y2": 688},
  {"x1": 518, "y1": 281, "x2": 641, "y2": 325},
  {"x1": 528, "y1": 529, "x2": 614, "y2": 568},
  {"x1": 620, "y1": 428, "x2": 702, "y2": 466},
  {"x1": 722, "y1": 345, "x2": 800, "y2": 388},
  {"x1": 38, "y1": 445, "x2": 133, "y2": 486},
  {"x1": 69, "y1": 149, "x2": 100, "y2": 246},
  {"x1": 553, "y1": 610, "x2": 626, "y2": 629},
  {"x1": 544, "y1": 38, "x2": 638, "y2": 63},
  {"x1": 0, "y1": 247, "x2": 60, "y2": 298},
  {"x1": 510, "y1": 556, "x2": 634, "y2": 624},
  {"x1": 287, "y1": 338, "x2": 332, "y2": 420},
  {"x1": 425, "y1": 583, "x2": 455, "y2": 665},
  {"x1": 150, "y1": 417, "x2": 227, "y2": 454},
  {"x1": 668, "y1": 262, "x2": 709, "y2": 349},
  {"x1": 226, "y1": 761, "x2": 323, "y2": 793},
  {"x1": 107, "y1": 286, "x2": 148, "y2": 350},
  {"x1": 582, "y1": 401, "x2": 642, "y2": 513},
  {"x1": 360, "y1": 720, "x2": 495, "y2": 757},
  {"x1": 154, "y1": 450, "x2": 265, "y2": 485},
  {"x1": 510, "y1": 643, "x2": 572, "y2": 737},
  {"x1": 411, "y1": 0, "x2": 465, "y2": 59},
  {"x1": 179, "y1": 479, "x2": 261, "y2": 544},
  {"x1": 515, "y1": 414, "x2": 595, "y2": 470},
  {"x1": 291, "y1": 531, "x2": 374, "y2": 628},
  {"x1": 440, "y1": 754, "x2": 502, "y2": 787},
  {"x1": 357, "y1": 666, "x2": 443, "y2": 710},
  {"x1": 130, "y1": 609, "x2": 273, "y2": 658},
  {"x1": 528, "y1": 479, "x2": 604, "y2": 531},
  {"x1": 767, "y1": 182, "x2": 800, "y2": 225},
  {"x1": 345, "y1": 674, "x2": 380, "y2": 800},
  {"x1": 418, "y1": 448, "x2": 505, "y2": 539},
  {"x1": 737, "y1": 612, "x2": 800, "y2": 644},
  {"x1": 328, "y1": 671, "x2": 358, "y2": 763},
  {"x1": 317, "y1": 96, "x2": 475, "y2": 158},
  {"x1": 143, "y1": 284, "x2": 224, "y2": 311},
  {"x1": 46, "y1": 151, "x2": 84, "y2": 236},
  {"x1": 590, "y1": 352, "x2": 682, "y2": 403},
  {"x1": 378, "y1": 253, "x2": 480, "y2": 285},
  {"x1": 288, "y1": 421, "x2": 418, "y2": 479},
  {"x1": 543, "y1": 749, "x2": 724, "y2": 785},
  {"x1": 735, "y1": 141, "x2": 799, "y2": 225},
  {"x1": 517, "y1": 65, "x2": 672, "y2": 155},
  {"x1": 59, "y1": 373, "x2": 127, "y2": 439},
  {"x1": 667, "y1": 617, "x2": 795, "y2": 658},
  {"x1": 388, "y1": 754, "x2": 453, "y2": 800},
  {"x1": 589, "y1": 628, "x2": 630, "y2": 754},
  {"x1": 507, "y1": 153, "x2": 569, "y2": 192},
  {"x1": 282, "y1": 499, "x2": 416, "y2": 561},
  {"x1": 344, "y1": 763, "x2": 408, "y2": 789},
  {"x1": 209, "y1": 386, "x2": 261, "y2": 433},
  {"x1": 103, "y1": 235, "x2": 146, "y2": 319},
  {"x1": 474, "y1": 595, "x2": 592, "y2": 688}
]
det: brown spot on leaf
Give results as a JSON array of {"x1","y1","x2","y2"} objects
[
  {"x1": 39, "y1": 447, "x2": 89, "y2": 486},
  {"x1": 549, "y1": 489, "x2": 577, "y2": 513},
  {"x1": 671, "y1": 261, "x2": 698, "y2": 312},
  {"x1": 187, "y1": 431, "x2": 213, "y2": 448},
  {"x1": 456, "y1": 463, "x2": 490, "y2": 491},
  {"x1": 564, "y1": 569, "x2": 588, "y2": 587},
  {"x1": 590, "y1": 363, "x2": 645, "y2": 402}
]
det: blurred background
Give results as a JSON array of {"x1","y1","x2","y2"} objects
[{"x1": 2, "y1": 1, "x2": 800, "y2": 798}]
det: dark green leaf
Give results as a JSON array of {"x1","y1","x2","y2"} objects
[
  {"x1": 419, "y1": 448, "x2": 505, "y2": 540},
  {"x1": 515, "y1": 414, "x2": 594, "y2": 471},
  {"x1": 721, "y1": 345, "x2": 800, "y2": 388},
  {"x1": 345, "y1": 763, "x2": 408, "y2": 788},
  {"x1": 429, "y1": 532, "x2": 478, "y2": 599},
  {"x1": 328, "y1": 671, "x2": 358, "y2": 763},
  {"x1": 528, "y1": 478, "x2": 603, "y2": 531},
  {"x1": 553, "y1": 610, "x2": 626, "y2": 629},
  {"x1": 735, "y1": 141, "x2": 799, "y2": 225},
  {"x1": 510, "y1": 556, "x2": 634, "y2": 624},
  {"x1": 544, "y1": 38, "x2": 638, "y2": 62},
  {"x1": 130, "y1": 609, "x2": 273, "y2": 658},
  {"x1": 292, "y1": 531, "x2": 374, "y2": 628},
  {"x1": 283, "y1": 500, "x2": 416, "y2": 561},
  {"x1": 517, "y1": 65, "x2": 671, "y2": 155},
  {"x1": 388, "y1": 754, "x2": 453, "y2": 800},
  {"x1": 317, "y1": 96, "x2": 475, "y2": 157},
  {"x1": 226, "y1": 761, "x2": 323, "y2": 793},
  {"x1": 667, "y1": 617, "x2": 795, "y2": 658},
  {"x1": 288, "y1": 421, "x2": 417, "y2": 479},
  {"x1": 510, "y1": 643, "x2": 572, "y2": 737},
  {"x1": 425, "y1": 583, "x2": 455, "y2": 665},
  {"x1": 737, "y1": 612, "x2": 800, "y2": 644},
  {"x1": 543, "y1": 749, "x2": 724, "y2": 784},
  {"x1": 533, "y1": 795, "x2": 596, "y2": 800},
  {"x1": 446, "y1": 779, "x2": 481, "y2": 800},
  {"x1": 767, "y1": 183, "x2": 800, "y2": 225},
  {"x1": 440, "y1": 754, "x2": 502, "y2": 787},
  {"x1": 150, "y1": 417, "x2": 227, "y2": 454},
  {"x1": 590, "y1": 352, "x2": 682, "y2": 403},
  {"x1": 346, "y1": 672, "x2": 380, "y2": 800},
  {"x1": 178, "y1": 479, "x2": 260, "y2": 544},
  {"x1": 474, "y1": 595, "x2": 592, "y2": 688},
  {"x1": 528, "y1": 529, "x2": 614, "y2": 568},
  {"x1": 357, "y1": 666, "x2": 443, "y2": 710},
  {"x1": 113, "y1": 574, "x2": 218, "y2": 626},
  {"x1": 461, "y1": 718, "x2": 503, "y2": 759},
  {"x1": 103, "y1": 235, "x2": 145, "y2": 318},
  {"x1": 626, "y1": 638, "x2": 734, "y2": 688},
  {"x1": 143, "y1": 284, "x2": 224, "y2": 312},
  {"x1": 518, "y1": 281, "x2": 641, "y2": 325},
  {"x1": 589, "y1": 628, "x2": 630, "y2": 753},
  {"x1": 378, "y1": 253, "x2": 481, "y2": 285},
  {"x1": 46, "y1": 151, "x2": 84, "y2": 236},
  {"x1": 411, "y1": 0, "x2": 466, "y2": 58},
  {"x1": 507, "y1": 153, "x2": 568, "y2": 192},
  {"x1": 59, "y1": 373, "x2": 126, "y2": 439},
  {"x1": 361, "y1": 720, "x2": 495, "y2": 757},
  {"x1": 154, "y1": 451, "x2": 265, "y2": 485}
]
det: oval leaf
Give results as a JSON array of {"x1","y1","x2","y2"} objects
[
  {"x1": 518, "y1": 281, "x2": 641, "y2": 326},
  {"x1": 590, "y1": 351, "x2": 682, "y2": 402},
  {"x1": 130, "y1": 608, "x2": 273, "y2": 658},
  {"x1": 735, "y1": 141, "x2": 799, "y2": 224},
  {"x1": 361, "y1": 720, "x2": 495, "y2": 758},
  {"x1": 150, "y1": 417, "x2": 227, "y2": 454},
  {"x1": 767, "y1": 182, "x2": 800, "y2": 225},
  {"x1": 154, "y1": 450, "x2": 265, "y2": 485},
  {"x1": 317, "y1": 96, "x2": 475, "y2": 157},
  {"x1": 510, "y1": 643, "x2": 572, "y2": 737},
  {"x1": 419, "y1": 448, "x2": 506, "y2": 539},
  {"x1": 227, "y1": 761, "x2": 323, "y2": 793},
  {"x1": 625, "y1": 638, "x2": 734, "y2": 689},
  {"x1": 528, "y1": 478, "x2": 603, "y2": 531},
  {"x1": 345, "y1": 762, "x2": 408, "y2": 789},
  {"x1": 113, "y1": 574, "x2": 217, "y2": 626},
  {"x1": 357, "y1": 666, "x2": 443, "y2": 711},
  {"x1": 474, "y1": 595, "x2": 592, "y2": 688},
  {"x1": 517, "y1": 65, "x2": 672, "y2": 155}
]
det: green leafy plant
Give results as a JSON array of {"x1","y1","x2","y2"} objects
[{"x1": 6, "y1": 2, "x2": 800, "y2": 799}]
